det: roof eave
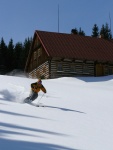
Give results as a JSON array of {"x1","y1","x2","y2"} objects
[{"x1": 35, "y1": 31, "x2": 50, "y2": 57}]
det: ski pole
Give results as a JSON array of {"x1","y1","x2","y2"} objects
[{"x1": 37, "y1": 93, "x2": 45, "y2": 105}]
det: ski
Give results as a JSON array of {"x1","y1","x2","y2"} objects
[
  {"x1": 36, "y1": 104, "x2": 45, "y2": 107},
  {"x1": 23, "y1": 100, "x2": 45, "y2": 107}
]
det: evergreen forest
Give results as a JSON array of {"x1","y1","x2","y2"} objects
[{"x1": 0, "y1": 37, "x2": 32, "y2": 75}]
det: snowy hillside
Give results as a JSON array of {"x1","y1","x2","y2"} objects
[{"x1": 0, "y1": 75, "x2": 113, "y2": 150}]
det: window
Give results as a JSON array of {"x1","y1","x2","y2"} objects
[
  {"x1": 38, "y1": 48, "x2": 42, "y2": 57},
  {"x1": 70, "y1": 64, "x2": 76, "y2": 72},
  {"x1": 104, "y1": 66, "x2": 109, "y2": 75},
  {"x1": 83, "y1": 64, "x2": 89, "y2": 73},
  {"x1": 57, "y1": 63, "x2": 63, "y2": 71},
  {"x1": 34, "y1": 51, "x2": 37, "y2": 60},
  {"x1": 109, "y1": 67, "x2": 113, "y2": 75}
]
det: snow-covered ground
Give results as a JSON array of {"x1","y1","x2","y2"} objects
[{"x1": 0, "y1": 75, "x2": 113, "y2": 150}]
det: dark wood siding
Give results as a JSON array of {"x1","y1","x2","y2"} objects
[
  {"x1": 50, "y1": 59, "x2": 94, "y2": 78},
  {"x1": 28, "y1": 47, "x2": 48, "y2": 71}
]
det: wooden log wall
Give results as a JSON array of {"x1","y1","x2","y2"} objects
[
  {"x1": 28, "y1": 59, "x2": 113, "y2": 79},
  {"x1": 103, "y1": 65, "x2": 113, "y2": 76},
  {"x1": 29, "y1": 61, "x2": 50, "y2": 79},
  {"x1": 50, "y1": 60, "x2": 95, "y2": 78}
]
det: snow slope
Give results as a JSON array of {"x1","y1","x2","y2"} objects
[{"x1": 0, "y1": 75, "x2": 113, "y2": 150}]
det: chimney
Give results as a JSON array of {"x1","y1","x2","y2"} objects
[{"x1": 99, "y1": 34, "x2": 104, "y2": 38}]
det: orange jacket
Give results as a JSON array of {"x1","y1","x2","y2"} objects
[{"x1": 31, "y1": 82, "x2": 46, "y2": 93}]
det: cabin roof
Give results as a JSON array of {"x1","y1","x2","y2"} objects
[{"x1": 35, "y1": 30, "x2": 113, "y2": 62}]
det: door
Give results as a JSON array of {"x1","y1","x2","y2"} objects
[{"x1": 95, "y1": 64, "x2": 104, "y2": 76}]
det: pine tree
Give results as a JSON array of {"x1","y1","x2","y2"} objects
[
  {"x1": 14, "y1": 42, "x2": 23, "y2": 69},
  {"x1": 71, "y1": 28, "x2": 78, "y2": 34},
  {"x1": 0, "y1": 38, "x2": 7, "y2": 58},
  {"x1": 78, "y1": 27, "x2": 85, "y2": 36},
  {"x1": 0, "y1": 38, "x2": 8, "y2": 74},
  {"x1": 100, "y1": 23, "x2": 112, "y2": 39},
  {"x1": 71, "y1": 27, "x2": 85, "y2": 36},
  {"x1": 92, "y1": 24, "x2": 99, "y2": 37},
  {"x1": 7, "y1": 39, "x2": 14, "y2": 71},
  {"x1": 104, "y1": 23, "x2": 112, "y2": 39},
  {"x1": 23, "y1": 37, "x2": 32, "y2": 70}
]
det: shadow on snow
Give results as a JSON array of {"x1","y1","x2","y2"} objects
[
  {"x1": 45, "y1": 105, "x2": 86, "y2": 114},
  {"x1": 76, "y1": 75, "x2": 113, "y2": 82},
  {"x1": 0, "y1": 122, "x2": 81, "y2": 150},
  {"x1": 0, "y1": 110, "x2": 49, "y2": 120},
  {"x1": 0, "y1": 138, "x2": 80, "y2": 150},
  {"x1": 0, "y1": 122, "x2": 68, "y2": 137}
]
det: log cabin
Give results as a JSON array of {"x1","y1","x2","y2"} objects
[{"x1": 25, "y1": 30, "x2": 113, "y2": 79}]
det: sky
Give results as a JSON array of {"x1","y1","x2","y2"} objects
[
  {"x1": 0, "y1": 0, "x2": 113, "y2": 45},
  {"x1": 0, "y1": 74, "x2": 113, "y2": 150}
]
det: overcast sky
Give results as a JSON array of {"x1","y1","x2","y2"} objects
[{"x1": 0, "y1": 0, "x2": 113, "y2": 44}]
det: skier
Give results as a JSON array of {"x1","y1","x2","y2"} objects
[{"x1": 24, "y1": 78, "x2": 47, "y2": 103}]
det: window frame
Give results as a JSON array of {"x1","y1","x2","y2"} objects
[{"x1": 57, "y1": 63, "x2": 63, "y2": 72}]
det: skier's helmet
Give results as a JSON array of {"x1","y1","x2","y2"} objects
[{"x1": 37, "y1": 78, "x2": 42, "y2": 84}]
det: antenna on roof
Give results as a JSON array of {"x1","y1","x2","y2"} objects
[
  {"x1": 58, "y1": 4, "x2": 59, "y2": 33},
  {"x1": 109, "y1": 12, "x2": 111, "y2": 32}
]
